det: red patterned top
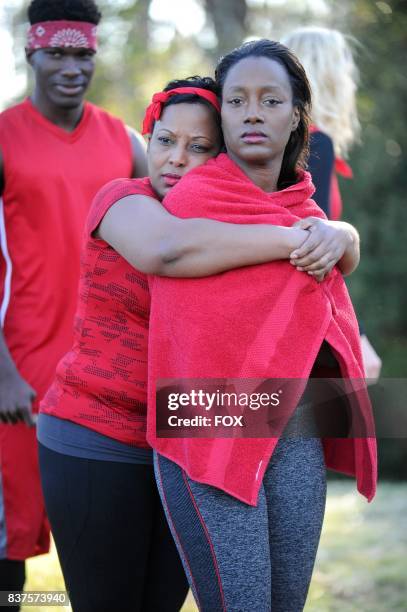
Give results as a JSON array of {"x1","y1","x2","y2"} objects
[{"x1": 40, "y1": 177, "x2": 157, "y2": 448}]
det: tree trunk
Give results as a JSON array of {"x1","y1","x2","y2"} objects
[{"x1": 203, "y1": 0, "x2": 248, "y2": 57}]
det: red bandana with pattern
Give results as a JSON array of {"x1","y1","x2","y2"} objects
[{"x1": 26, "y1": 20, "x2": 97, "y2": 52}]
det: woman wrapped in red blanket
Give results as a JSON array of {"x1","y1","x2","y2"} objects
[
  {"x1": 148, "y1": 40, "x2": 377, "y2": 612},
  {"x1": 38, "y1": 74, "x2": 358, "y2": 611}
]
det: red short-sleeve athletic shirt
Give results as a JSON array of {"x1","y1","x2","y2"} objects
[{"x1": 41, "y1": 178, "x2": 157, "y2": 448}]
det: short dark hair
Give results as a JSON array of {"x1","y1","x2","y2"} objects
[
  {"x1": 28, "y1": 0, "x2": 102, "y2": 25},
  {"x1": 156, "y1": 76, "x2": 223, "y2": 144},
  {"x1": 215, "y1": 39, "x2": 312, "y2": 189}
]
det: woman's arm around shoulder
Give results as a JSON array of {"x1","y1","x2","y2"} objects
[{"x1": 96, "y1": 193, "x2": 310, "y2": 277}]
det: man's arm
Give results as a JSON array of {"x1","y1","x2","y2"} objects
[
  {"x1": 0, "y1": 329, "x2": 36, "y2": 425},
  {"x1": 126, "y1": 126, "x2": 148, "y2": 179},
  {"x1": 0, "y1": 149, "x2": 35, "y2": 425}
]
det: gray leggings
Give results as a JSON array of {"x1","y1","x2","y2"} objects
[{"x1": 154, "y1": 437, "x2": 326, "y2": 612}]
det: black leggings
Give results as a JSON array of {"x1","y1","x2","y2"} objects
[{"x1": 38, "y1": 444, "x2": 188, "y2": 612}]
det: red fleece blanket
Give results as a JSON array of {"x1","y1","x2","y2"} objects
[{"x1": 147, "y1": 153, "x2": 377, "y2": 506}]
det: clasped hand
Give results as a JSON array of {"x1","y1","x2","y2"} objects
[{"x1": 290, "y1": 217, "x2": 350, "y2": 282}]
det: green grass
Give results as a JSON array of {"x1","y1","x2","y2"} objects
[
  {"x1": 305, "y1": 481, "x2": 407, "y2": 611},
  {"x1": 23, "y1": 481, "x2": 407, "y2": 612}
]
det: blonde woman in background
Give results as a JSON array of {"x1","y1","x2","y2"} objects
[{"x1": 283, "y1": 26, "x2": 382, "y2": 383}]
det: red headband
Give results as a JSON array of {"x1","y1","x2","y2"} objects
[
  {"x1": 26, "y1": 20, "x2": 98, "y2": 52},
  {"x1": 142, "y1": 87, "x2": 221, "y2": 135}
]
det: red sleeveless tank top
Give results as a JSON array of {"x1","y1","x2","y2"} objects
[{"x1": 0, "y1": 98, "x2": 133, "y2": 409}]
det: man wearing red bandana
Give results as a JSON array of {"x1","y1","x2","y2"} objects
[{"x1": 0, "y1": 0, "x2": 147, "y2": 595}]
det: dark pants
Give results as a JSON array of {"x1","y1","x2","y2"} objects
[
  {"x1": 38, "y1": 444, "x2": 188, "y2": 612},
  {"x1": 0, "y1": 559, "x2": 25, "y2": 612}
]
